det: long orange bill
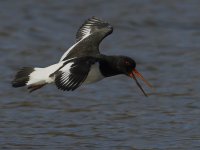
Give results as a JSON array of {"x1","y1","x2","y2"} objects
[
  {"x1": 133, "y1": 69, "x2": 153, "y2": 88},
  {"x1": 130, "y1": 73, "x2": 148, "y2": 97},
  {"x1": 129, "y1": 69, "x2": 153, "y2": 97}
]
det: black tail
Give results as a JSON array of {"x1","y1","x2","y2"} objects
[{"x1": 12, "y1": 67, "x2": 34, "y2": 87}]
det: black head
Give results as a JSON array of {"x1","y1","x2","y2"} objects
[
  {"x1": 118, "y1": 56, "x2": 153, "y2": 97},
  {"x1": 117, "y1": 56, "x2": 136, "y2": 75}
]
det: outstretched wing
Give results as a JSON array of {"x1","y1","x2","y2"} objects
[
  {"x1": 55, "y1": 57, "x2": 97, "y2": 91},
  {"x1": 59, "y1": 17, "x2": 113, "y2": 62},
  {"x1": 76, "y1": 16, "x2": 113, "y2": 42}
]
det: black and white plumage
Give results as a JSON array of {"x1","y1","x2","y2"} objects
[
  {"x1": 53, "y1": 57, "x2": 99, "y2": 91},
  {"x1": 59, "y1": 17, "x2": 113, "y2": 61},
  {"x1": 12, "y1": 17, "x2": 152, "y2": 96},
  {"x1": 76, "y1": 17, "x2": 112, "y2": 42}
]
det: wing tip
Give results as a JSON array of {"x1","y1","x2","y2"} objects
[{"x1": 76, "y1": 16, "x2": 112, "y2": 42}]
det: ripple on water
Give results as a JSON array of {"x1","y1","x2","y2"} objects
[{"x1": 1, "y1": 0, "x2": 200, "y2": 149}]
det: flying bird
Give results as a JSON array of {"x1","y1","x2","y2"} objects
[{"x1": 12, "y1": 17, "x2": 152, "y2": 96}]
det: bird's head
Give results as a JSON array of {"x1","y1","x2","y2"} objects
[{"x1": 118, "y1": 56, "x2": 153, "y2": 96}]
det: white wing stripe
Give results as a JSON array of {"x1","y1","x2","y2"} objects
[
  {"x1": 59, "y1": 34, "x2": 90, "y2": 62},
  {"x1": 60, "y1": 17, "x2": 109, "y2": 62},
  {"x1": 58, "y1": 62, "x2": 74, "y2": 84}
]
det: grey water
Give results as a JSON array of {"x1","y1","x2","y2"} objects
[{"x1": 0, "y1": 0, "x2": 200, "y2": 149}]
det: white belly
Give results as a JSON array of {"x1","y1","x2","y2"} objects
[{"x1": 83, "y1": 63, "x2": 104, "y2": 84}]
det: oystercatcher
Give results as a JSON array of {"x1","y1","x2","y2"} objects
[{"x1": 12, "y1": 17, "x2": 152, "y2": 96}]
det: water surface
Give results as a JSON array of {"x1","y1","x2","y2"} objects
[{"x1": 0, "y1": 0, "x2": 200, "y2": 149}]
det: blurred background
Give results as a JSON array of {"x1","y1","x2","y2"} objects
[{"x1": 0, "y1": 0, "x2": 200, "y2": 149}]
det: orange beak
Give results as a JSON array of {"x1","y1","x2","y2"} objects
[{"x1": 129, "y1": 69, "x2": 153, "y2": 97}]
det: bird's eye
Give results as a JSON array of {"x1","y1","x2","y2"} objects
[{"x1": 125, "y1": 61, "x2": 130, "y2": 65}]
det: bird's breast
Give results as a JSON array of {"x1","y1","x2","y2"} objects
[{"x1": 83, "y1": 63, "x2": 104, "y2": 84}]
